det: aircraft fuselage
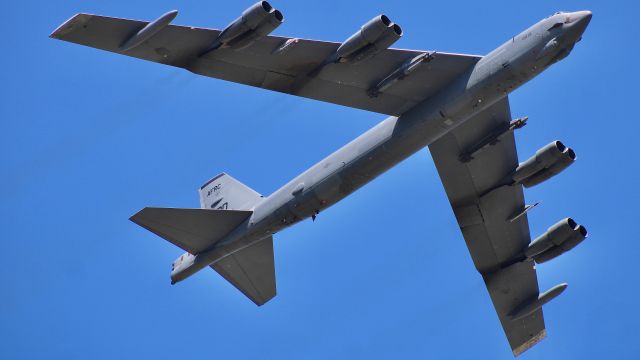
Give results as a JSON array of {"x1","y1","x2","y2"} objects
[{"x1": 171, "y1": 11, "x2": 592, "y2": 283}]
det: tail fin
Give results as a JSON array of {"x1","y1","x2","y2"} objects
[{"x1": 199, "y1": 173, "x2": 262, "y2": 210}]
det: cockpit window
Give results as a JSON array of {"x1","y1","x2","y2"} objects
[
  {"x1": 546, "y1": 11, "x2": 564, "y2": 19},
  {"x1": 548, "y1": 22, "x2": 563, "y2": 31}
]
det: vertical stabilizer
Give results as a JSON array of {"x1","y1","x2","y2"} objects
[{"x1": 199, "y1": 173, "x2": 263, "y2": 210}]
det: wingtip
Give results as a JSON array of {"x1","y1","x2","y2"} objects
[
  {"x1": 129, "y1": 208, "x2": 147, "y2": 223},
  {"x1": 512, "y1": 329, "x2": 547, "y2": 357},
  {"x1": 49, "y1": 13, "x2": 91, "y2": 39}
]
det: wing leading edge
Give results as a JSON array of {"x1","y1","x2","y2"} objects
[
  {"x1": 50, "y1": 13, "x2": 481, "y2": 116},
  {"x1": 429, "y1": 97, "x2": 546, "y2": 356}
]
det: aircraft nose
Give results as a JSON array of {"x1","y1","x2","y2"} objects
[
  {"x1": 566, "y1": 10, "x2": 592, "y2": 41},
  {"x1": 575, "y1": 10, "x2": 592, "y2": 25}
]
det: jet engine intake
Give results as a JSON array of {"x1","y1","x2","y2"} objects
[
  {"x1": 336, "y1": 14, "x2": 402, "y2": 63},
  {"x1": 512, "y1": 140, "x2": 576, "y2": 187},
  {"x1": 209, "y1": 1, "x2": 284, "y2": 51},
  {"x1": 524, "y1": 218, "x2": 588, "y2": 263}
]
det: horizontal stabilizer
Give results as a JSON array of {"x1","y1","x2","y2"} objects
[
  {"x1": 130, "y1": 207, "x2": 252, "y2": 254},
  {"x1": 211, "y1": 236, "x2": 276, "y2": 306}
]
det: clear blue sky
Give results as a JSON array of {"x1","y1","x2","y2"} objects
[{"x1": 2, "y1": 0, "x2": 637, "y2": 358}]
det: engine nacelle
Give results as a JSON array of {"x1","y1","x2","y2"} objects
[
  {"x1": 524, "y1": 218, "x2": 588, "y2": 263},
  {"x1": 336, "y1": 14, "x2": 402, "y2": 63},
  {"x1": 512, "y1": 140, "x2": 576, "y2": 188},
  {"x1": 212, "y1": 1, "x2": 284, "y2": 50}
]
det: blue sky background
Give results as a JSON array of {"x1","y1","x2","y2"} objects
[{"x1": 1, "y1": 0, "x2": 638, "y2": 358}]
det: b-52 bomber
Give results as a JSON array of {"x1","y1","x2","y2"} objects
[{"x1": 51, "y1": 2, "x2": 592, "y2": 355}]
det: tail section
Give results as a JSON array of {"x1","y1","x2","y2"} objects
[
  {"x1": 131, "y1": 173, "x2": 277, "y2": 305},
  {"x1": 199, "y1": 173, "x2": 263, "y2": 210},
  {"x1": 131, "y1": 207, "x2": 277, "y2": 305}
]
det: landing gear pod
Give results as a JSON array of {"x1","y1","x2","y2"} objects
[
  {"x1": 120, "y1": 10, "x2": 179, "y2": 51},
  {"x1": 509, "y1": 283, "x2": 568, "y2": 321}
]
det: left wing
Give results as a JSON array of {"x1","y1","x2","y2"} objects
[
  {"x1": 50, "y1": 13, "x2": 480, "y2": 115},
  {"x1": 428, "y1": 98, "x2": 546, "y2": 356}
]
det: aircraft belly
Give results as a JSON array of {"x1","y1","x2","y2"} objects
[
  {"x1": 289, "y1": 189, "x2": 322, "y2": 219},
  {"x1": 314, "y1": 173, "x2": 344, "y2": 204},
  {"x1": 252, "y1": 54, "x2": 512, "y2": 242}
]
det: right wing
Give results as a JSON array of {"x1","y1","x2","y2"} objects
[
  {"x1": 50, "y1": 13, "x2": 481, "y2": 116},
  {"x1": 429, "y1": 98, "x2": 546, "y2": 356}
]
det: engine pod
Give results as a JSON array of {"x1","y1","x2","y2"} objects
[
  {"x1": 229, "y1": 9, "x2": 284, "y2": 49},
  {"x1": 534, "y1": 224, "x2": 587, "y2": 263},
  {"x1": 206, "y1": 1, "x2": 284, "y2": 52},
  {"x1": 525, "y1": 218, "x2": 576, "y2": 258},
  {"x1": 513, "y1": 140, "x2": 576, "y2": 187},
  {"x1": 336, "y1": 14, "x2": 402, "y2": 63}
]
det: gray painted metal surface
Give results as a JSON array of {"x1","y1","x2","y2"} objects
[{"x1": 52, "y1": 6, "x2": 593, "y2": 356}]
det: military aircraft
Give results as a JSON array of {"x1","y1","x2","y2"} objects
[{"x1": 51, "y1": 2, "x2": 592, "y2": 355}]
